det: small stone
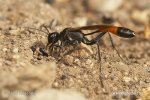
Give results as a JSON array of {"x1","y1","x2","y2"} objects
[
  {"x1": 12, "y1": 55, "x2": 20, "y2": 60},
  {"x1": 64, "y1": 55, "x2": 74, "y2": 65},
  {"x1": 2, "y1": 48, "x2": 7, "y2": 52},
  {"x1": 80, "y1": 43, "x2": 93, "y2": 55},
  {"x1": 85, "y1": 59, "x2": 92, "y2": 65},
  {"x1": 124, "y1": 72, "x2": 129, "y2": 76},
  {"x1": 123, "y1": 76, "x2": 132, "y2": 83},
  {"x1": 12, "y1": 48, "x2": 19, "y2": 53},
  {"x1": 134, "y1": 76, "x2": 138, "y2": 82},
  {"x1": 74, "y1": 58, "x2": 80, "y2": 65},
  {"x1": 9, "y1": 29, "x2": 20, "y2": 36},
  {"x1": 4, "y1": 61, "x2": 12, "y2": 66},
  {"x1": 92, "y1": 70, "x2": 97, "y2": 74},
  {"x1": 77, "y1": 79, "x2": 82, "y2": 84},
  {"x1": 76, "y1": 75, "x2": 80, "y2": 79},
  {"x1": 19, "y1": 62, "x2": 26, "y2": 67},
  {"x1": 139, "y1": 81, "x2": 145, "y2": 85},
  {"x1": 118, "y1": 61, "x2": 126, "y2": 66},
  {"x1": 83, "y1": 74, "x2": 88, "y2": 79},
  {"x1": 53, "y1": 82, "x2": 59, "y2": 88},
  {"x1": 85, "y1": 59, "x2": 94, "y2": 69},
  {"x1": 102, "y1": 88, "x2": 107, "y2": 93}
]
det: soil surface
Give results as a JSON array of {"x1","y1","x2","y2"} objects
[{"x1": 0, "y1": 0, "x2": 150, "y2": 100}]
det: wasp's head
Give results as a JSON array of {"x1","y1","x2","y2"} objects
[{"x1": 48, "y1": 32, "x2": 60, "y2": 44}]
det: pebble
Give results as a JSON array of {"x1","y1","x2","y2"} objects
[
  {"x1": 85, "y1": 59, "x2": 93, "y2": 68},
  {"x1": 134, "y1": 76, "x2": 138, "y2": 82},
  {"x1": 83, "y1": 74, "x2": 88, "y2": 79},
  {"x1": 4, "y1": 60, "x2": 12, "y2": 66},
  {"x1": 53, "y1": 82, "x2": 59, "y2": 88},
  {"x1": 2, "y1": 48, "x2": 7, "y2": 52},
  {"x1": 77, "y1": 79, "x2": 82, "y2": 84},
  {"x1": 74, "y1": 58, "x2": 80, "y2": 65},
  {"x1": 12, "y1": 55, "x2": 20, "y2": 60},
  {"x1": 64, "y1": 55, "x2": 74, "y2": 65},
  {"x1": 12, "y1": 47, "x2": 19, "y2": 53},
  {"x1": 139, "y1": 81, "x2": 145, "y2": 85},
  {"x1": 123, "y1": 76, "x2": 132, "y2": 83},
  {"x1": 118, "y1": 61, "x2": 126, "y2": 66},
  {"x1": 19, "y1": 62, "x2": 26, "y2": 67},
  {"x1": 92, "y1": 70, "x2": 97, "y2": 74},
  {"x1": 80, "y1": 43, "x2": 93, "y2": 55},
  {"x1": 9, "y1": 29, "x2": 20, "y2": 36},
  {"x1": 76, "y1": 75, "x2": 81, "y2": 79},
  {"x1": 124, "y1": 72, "x2": 129, "y2": 76}
]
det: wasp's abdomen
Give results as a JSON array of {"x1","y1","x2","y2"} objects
[{"x1": 117, "y1": 27, "x2": 135, "y2": 38}]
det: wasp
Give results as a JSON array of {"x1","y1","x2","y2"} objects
[{"x1": 26, "y1": 25, "x2": 135, "y2": 88}]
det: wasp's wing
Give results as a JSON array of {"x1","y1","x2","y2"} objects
[
  {"x1": 72, "y1": 25, "x2": 117, "y2": 35},
  {"x1": 72, "y1": 25, "x2": 110, "y2": 30}
]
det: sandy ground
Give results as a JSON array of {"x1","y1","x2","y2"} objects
[{"x1": 0, "y1": 0, "x2": 150, "y2": 100}]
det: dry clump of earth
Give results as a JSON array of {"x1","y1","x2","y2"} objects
[{"x1": 0, "y1": 0, "x2": 150, "y2": 100}]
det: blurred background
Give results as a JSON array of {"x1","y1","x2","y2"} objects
[{"x1": 0, "y1": 0, "x2": 149, "y2": 36}]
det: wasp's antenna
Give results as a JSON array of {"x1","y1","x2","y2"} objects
[
  {"x1": 22, "y1": 27, "x2": 47, "y2": 34},
  {"x1": 40, "y1": 25, "x2": 50, "y2": 34}
]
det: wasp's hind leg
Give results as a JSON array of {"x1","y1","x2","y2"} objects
[{"x1": 108, "y1": 32, "x2": 128, "y2": 64}]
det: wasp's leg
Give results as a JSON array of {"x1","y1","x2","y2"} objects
[
  {"x1": 82, "y1": 32, "x2": 106, "y2": 45},
  {"x1": 108, "y1": 32, "x2": 128, "y2": 64},
  {"x1": 97, "y1": 43, "x2": 104, "y2": 88}
]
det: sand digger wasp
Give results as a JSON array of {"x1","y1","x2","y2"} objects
[{"x1": 27, "y1": 25, "x2": 135, "y2": 88}]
